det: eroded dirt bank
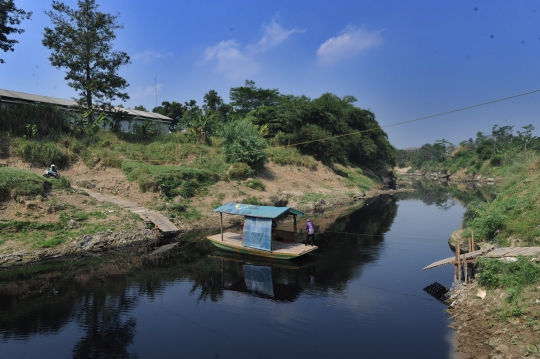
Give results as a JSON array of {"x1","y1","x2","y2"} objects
[{"x1": 1, "y1": 157, "x2": 411, "y2": 269}]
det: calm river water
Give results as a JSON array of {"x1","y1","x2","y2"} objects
[{"x1": 0, "y1": 184, "x2": 491, "y2": 358}]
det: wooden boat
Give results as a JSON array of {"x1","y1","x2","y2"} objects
[{"x1": 208, "y1": 202, "x2": 317, "y2": 260}]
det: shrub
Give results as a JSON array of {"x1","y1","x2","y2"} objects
[
  {"x1": 490, "y1": 155, "x2": 503, "y2": 167},
  {"x1": 222, "y1": 119, "x2": 267, "y2": 170},
  {"x1": 15, "y1": 140, "x2": 70, "y2": 167},
  {"x1": 245, "y1": 178, "x2": 265, "y2": 191},
  {"x1": 228, "y1": 162, "x2": 254, "y2": 180},
  {"x1": 121, "y1": 161, "x2": 218, "y2": 198}
]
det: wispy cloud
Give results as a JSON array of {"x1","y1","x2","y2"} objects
[
  {"x1": 133, "y1": 50, "x2": 173, "y2": 64},
  {"x1": 202, "y1": 18, "x2": 303, "y2": 80},
  {"x1": 317, "y1": 25, "x2": 383, "y2": 66},
  {"x1": 247, "y1": 20, "x2": 304, "y2": 54}
]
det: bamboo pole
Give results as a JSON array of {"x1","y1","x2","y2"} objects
[
  {"x1": 472, "y1": 230, "x2": 475, "y2": 251},
  {"x1": 293, "y1": 215, "x2": 297, "y2": 243},
  {"x1": 456, "y1": 240, "x2": 461, "y2": 282}
]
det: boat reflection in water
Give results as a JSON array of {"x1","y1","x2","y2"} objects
[{"x1": 209, "y1": 252, "x2": 315, "y2": 302}]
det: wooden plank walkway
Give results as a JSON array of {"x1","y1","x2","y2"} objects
[
  {"x1": 73, "y1": 186, "x2": 179, "y2": 233},
  {"x1": 423, "y1": 247, "x2": 540, "y2": 270}
]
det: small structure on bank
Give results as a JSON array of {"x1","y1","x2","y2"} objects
[{"x1": 208, "y1": 202, "x2": 317, "y2": 260}]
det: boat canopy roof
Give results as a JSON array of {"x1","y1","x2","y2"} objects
[{"x1": 212, "y1": 202, "x2": 304, "y2": 219}]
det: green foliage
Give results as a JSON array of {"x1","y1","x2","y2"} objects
[
  {"x1": 265, "y1": 147, "x2": 318, "y2": 170},
  {"x1": 299, "y1": 192, "x2": 330, "y2": 204},
  {"x1": 398, "y1": 124, "x2": 540, "y2": 174},
  {"x1": 478, "y1": 256, "x2": 540, "y2": 290},
  {"x1": 243, "y1": 196, "x2": 263, "y2": 206},
  {"x1": 245, "y1": 178, "x2": 265, "y2": 191},
  {"x1": 0, "y1": 102, "x2": 71, "y2": 136},
  {"x1": 0, "y1": 0, "x2": 32, "y2": 63},
  {"x1": 0, "y1": 167, "x2": 51, "y2": 199},
  {"x1": 229, "y1": 80, "x2": 280, "y2": 116},
  {"x1": 222, "y1": 119, "x2": 267, "y2": 170},
  {"x1": 461, "y1": 154, "x2": 540, "y2": 244},
  {"x1": 121, "y1": 161, "x2": 218, "y2": 198},
  {"x1": 42, "y1": 0, "x2": 130, "y2": 110},
  {"x1": 490, "y1": 155, "x2": 503, "y2": 167},
  {"x1": 15, "y1": 139, "x2": 70, "y2": 167},
  {"x1": 228, "y1": 162, "x2": 254, "y2": 180}
]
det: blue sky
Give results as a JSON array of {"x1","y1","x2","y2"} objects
[{"x1": 2, "y1": 0, "x2": 539, "y2": 148}]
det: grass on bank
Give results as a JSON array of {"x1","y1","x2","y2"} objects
[
  {"x1": 477, "y1": 256, "x2": 540, "y2": 322},
  {"x1": 0, "y1": 201, "x2": 142, "y2": 252},
  {"x1": 0, "y1": 167, "x2": 51, "y2": 200},
  {"x1": 462, "y1": 153, "x2": 540, "y2": 245}
]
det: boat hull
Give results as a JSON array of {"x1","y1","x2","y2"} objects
[{"x1": 207, "y1": 232, "x2": 317, "y2": 260}]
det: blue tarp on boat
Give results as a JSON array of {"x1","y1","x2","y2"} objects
[
  {"x1": 243, "y1": 216, "x2": 272, "y2": 251},
  {"x1": 212, "y1": 202, "x2": 304, "y2": 219},
  {"x1": 243, "y1": 264, "x2": 274, "y2": 297}
]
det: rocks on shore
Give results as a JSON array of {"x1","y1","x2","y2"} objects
[{"x1": 0, "y1": 229, "x2": 156, "y2": 268}]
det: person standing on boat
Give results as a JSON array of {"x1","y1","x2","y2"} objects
[{"x1": 305, "y1": 218, "x2": 315, "y2": 246}]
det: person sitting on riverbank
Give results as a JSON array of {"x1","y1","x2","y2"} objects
[{"x1": 305, "y1": 218, "x2": 315, "y2": 246}]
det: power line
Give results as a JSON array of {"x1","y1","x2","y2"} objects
[{"x1": 126, "y1": 88, "x2": 540, "y2": 163}]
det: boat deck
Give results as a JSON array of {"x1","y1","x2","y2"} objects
[{"x1": 207, "y1": 232, "x2": 317, "y2": 259}]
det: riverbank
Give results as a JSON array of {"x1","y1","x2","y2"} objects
[
  {"x1": 445, "y1": 153, "x2": 540, "y2": 358},
  {"x1": 0, "y1": 155, "x2": 410, "y2": 269}
]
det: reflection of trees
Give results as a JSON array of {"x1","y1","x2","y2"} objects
[
  {"x1": 395, "y1": 180, "x2": 496, "y2": 208},
  {"x1": 71, "y1": 287, "x2": 139, "y2": 359},
  {"x1": 0, "y1": 195, "x2": 399, "y2": 349}
]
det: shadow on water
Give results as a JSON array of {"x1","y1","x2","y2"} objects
[{"x1": 0, "y1": 183, "x2": 474, "y2": 358}]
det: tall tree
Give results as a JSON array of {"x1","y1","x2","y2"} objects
[
  {"x1": 0, "y1": 0, "x2": 32, "y2": 63},
  {"x1": 42, "y1": 0, "x2": 130, "y2": 117},
  {"x1": 229, "y1": 80, "x2": 280, "y2": 116}
]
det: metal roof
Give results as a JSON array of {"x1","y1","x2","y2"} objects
[
  {"x1": 0, "y1": 88, "x2": 172, "y2": 123},
  {"x1": 212, "y1": 202, "x2": 305, "y2": 219}
]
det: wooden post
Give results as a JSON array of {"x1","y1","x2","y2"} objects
[
  {"x1": 456, "y1": 240, "x2": 461, "y2": 282},
  {"x1": 220, "y1": 212, "x2": 223, "y2": 241},
  {"x1": 471, "y1": 230, "x2": 475, "y2": 251},
  {"x1": 293, "y1": 215, "x2": 297, "y2": 243}
]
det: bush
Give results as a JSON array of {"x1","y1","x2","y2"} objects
[
  {"x1": 245, "y1": 178, "x2": 265, "y2": 191},
  {"x1": 15, "y1": 140, "x2": 70, "y2": 167},
  {"x1": 490, "y1": 155, "x2": 503, "y2": 167},
  {"x1": 222, "y1": 119, "x2": 267, "y2": 170},
  {"x1": 228, "y1": 162, "x2": 254, "y2": 180},
  {"x1": 121, "y1": 161, "x2": 218, "y2": 198}
]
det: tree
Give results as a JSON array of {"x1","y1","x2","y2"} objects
[
  {"x1": 229, "y1": 80, "x2": 280, "y2": 116},
  {"x1": 133, "y1": 105, "x2": 147, "y2": 111},
  {"x1": 153, "y1": 101, "x2": 185, "y2": 132},
  {"x1": 42, "y1": 0, "x2": 130, "y2": 118},
  {"x1": 203, "y1": 89, "x2": 231, "y2": 120},
  {"x1": 0, "y1": 0, "x2": 32, "y2": 63}
]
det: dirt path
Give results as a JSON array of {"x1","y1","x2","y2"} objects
[{"x1": 73, "y1": 186, "x2": 179, "y2": 233}]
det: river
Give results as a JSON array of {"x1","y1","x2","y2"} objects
[{"x1": 0, "y1": 183, "x2": 493, "y2": 358}]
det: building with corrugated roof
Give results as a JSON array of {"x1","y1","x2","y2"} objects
[{"x1": 0, "y1": 88, "x2": 172, "y2": 134}]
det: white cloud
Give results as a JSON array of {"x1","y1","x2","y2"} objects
[
  {"x1": 247, "y1": 20, "x2": 304, "y2": 54},
  {"x1": 317, "y1": 25, "x2": 383, "y2": 66},
  {"x1": 202, "y1": 18, "x2": 302, "y2": 79},
  {"x1": 133, "y1": 50, "x2": 173, "y2": 64},
  {"x1": 203, "y1": 40, "x2": 261, "y2": 80}
]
